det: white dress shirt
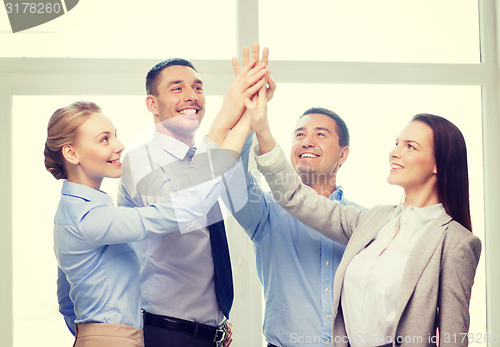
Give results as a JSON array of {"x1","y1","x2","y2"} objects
[{"x1": 342, "y1": 203, "x2": 445, "y2": 347}]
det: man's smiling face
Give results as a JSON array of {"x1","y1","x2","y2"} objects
[
  {"x1": 290, "y1": 113, "x2": 347, "y2": 178},
  {"x1": 148, "y1": 65, "x2": 205, "y2": 140}
]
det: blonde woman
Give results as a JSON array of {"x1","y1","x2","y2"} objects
[{"x1": 45, "y1": 94, "x2": 257, "y2": 346}]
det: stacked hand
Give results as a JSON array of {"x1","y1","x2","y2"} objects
[
  {"x1": 232, "y1": 43, "x2": 276, "y2": 102},
  {"x1": 208, "y1": 43, "x2": 274, "y2": 145},
  {"x1": 235, "y1": 43, "x2": 276, "y2": 154},
  {"x1": 217, "y1": 59, "x2": 268, "y2": 132},
  {"x1": 229, "y1": 43, "x2": 276, "y2": 147},
  {"x1": 209, "y1": 43, "x2": 277, "y2": 156}
]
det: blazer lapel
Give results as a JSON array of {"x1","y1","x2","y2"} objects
[{"x1": 393, "y1": 211, "x2": 452, "y2": 323}]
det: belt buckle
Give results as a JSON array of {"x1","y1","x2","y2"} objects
[{"x1": 213, "y1": 325, "x2": 227, "y2": 344}]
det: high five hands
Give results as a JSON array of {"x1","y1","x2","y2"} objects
[
  {"x1": 236, "y1": 43, "x2": 276, "y2": 154},
  {"x1": 218, "y1": 46, "x2": 276, "y2": 344},
  {"x1": 232, "y1": 43, "x2": 276, "y2": 103},
  {"x1": 208, "y1": 43, "x2": 274, "y2": 145},
  {"x1": 214, "y1": 43, "x2": 277, "y2": 155}
]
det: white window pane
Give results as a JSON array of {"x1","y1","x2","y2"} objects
[
  {"x1": 259, "y1": 0, "x2": 480, "y2": 63},
  {"x1": 1, "y1": 0, "x2": 236, "y2": 59},
  {"x1": 265, "y1": 83, "x2": 485, "y2": 334}
]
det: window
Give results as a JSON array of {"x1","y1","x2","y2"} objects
[
  {"x1": 259, "y1": 0, "x2": 480, "y2": 63},
  {"x1": 0, "y1": 0, "x2": 236, "y2": 59},
  {"x1": 1, "y1": 1, "x2": 497, "y2": 346}
]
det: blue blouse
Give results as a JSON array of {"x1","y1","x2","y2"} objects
[{"x1": 55, "y1": 167, "x2": 233, "y2": 332}]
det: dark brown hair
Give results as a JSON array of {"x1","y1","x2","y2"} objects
[
  {"x1": 412, "y1": 113, "x2": 472, "y2": 231},
  {"x1": 146, "y1": 58, "x2": 197, "y2": 95}
]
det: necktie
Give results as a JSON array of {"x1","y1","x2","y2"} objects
[
  {"x1": 207, "y1": 200, "x2": 234, "y2": 318},
  {"x1": 184, "y1": 146, "x2": 197, "y2": 162},
  {"x1": 185, "y1": 146, "x2": 234, "y2": 318}
]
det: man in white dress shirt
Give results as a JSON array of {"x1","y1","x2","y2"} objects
[{"x1": 117, "y1": 58, "x2": 268, "y2": 347}]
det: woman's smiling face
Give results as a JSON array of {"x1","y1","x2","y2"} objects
[
  {"x1": 70, "y1": 112, "x2": 124, "y2": 188},
  {"x1": 388, "y1": 120, "x2": 437, "y2": 193}
]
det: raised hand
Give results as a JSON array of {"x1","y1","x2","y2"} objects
[
  {"x1": 217, "y1": 72, "x2": 271, "y2": 156},
  {"x1": 208, "y1": 58, "x2": 267, "y2": 145},
  {"x1": 232, "y1": 42, "x2": 276, "y2": 102},
  {"x1": 244, "y1": 72, "x2": 276, "y2": 155},
  {"x1": 208, "y1": 44, "x2": 276, "y2": 154},
  {"x1": 223, "y1": 58, "x2": 268, "y2": 122}
]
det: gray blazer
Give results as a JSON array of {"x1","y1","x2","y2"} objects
[{"x1": 256, "y1": 146, "x2": 481, "y2": 347}]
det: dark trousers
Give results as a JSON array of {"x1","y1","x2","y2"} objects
[{"x1": 144, "y1": 323, "x2": 215, "y2": 347}]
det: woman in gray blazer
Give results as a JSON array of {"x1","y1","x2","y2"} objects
[{"x1": 241, "y1": 88, "x2": 481, "y2": 347}]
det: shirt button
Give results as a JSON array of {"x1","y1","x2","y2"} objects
[
  {"x1": 326, "y1": 314, "x2": 331, "y2": 319},
  {"x1": 325, "y1": 342, "x2": 330, "y2": 346},
  {"x1": 324, "y1": 261, "x2": 330, "y2": 266},
  {"x1": 324, "y1": 288, "x2": 330, "y2": 293}
]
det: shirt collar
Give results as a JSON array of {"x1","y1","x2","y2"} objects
[
  {"x1": 393, "y1": 203, "x2": 445, "y2": 222},
  {"x1": 152, "y1": 131, "x2": 194, "y2": 161},
  {"x1": 61, "y1": 180, "x2": 113, "y2": 204},
  {"x1": 329, "y1": 186, "x2": 344, "y2": 202}
]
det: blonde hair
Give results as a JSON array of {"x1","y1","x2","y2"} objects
[{"x1": 44, "y1": 101, "x2": 102, "y2": 179}]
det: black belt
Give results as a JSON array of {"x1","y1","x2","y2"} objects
[{"x1": 143, "y1": 311, "x2": 227, "y2": 343}]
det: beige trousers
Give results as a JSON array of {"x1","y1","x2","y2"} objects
[{"x1": 73, "y1": 323, "x2": 144, "y2": 347}]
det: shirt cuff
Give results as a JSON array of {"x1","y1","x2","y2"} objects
[
  {"x1": 254, "y1": 143, "x2": 284, "y2": 169},
  {"x1": 254, "y1": 143, "x2": 292, "y2": 177}
]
